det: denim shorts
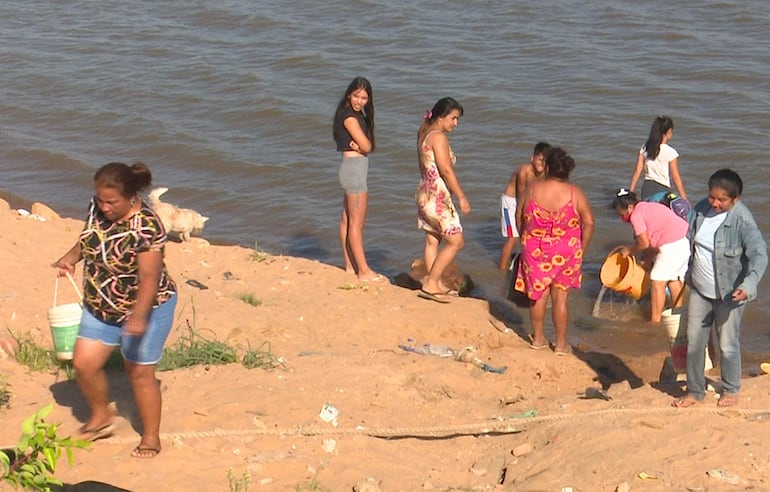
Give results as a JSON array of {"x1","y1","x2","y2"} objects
[{"x1": 78, "y1": 293, "x2": 177, "y2": 365}]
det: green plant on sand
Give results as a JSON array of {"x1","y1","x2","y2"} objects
[
  {"x1": 250, "y1": 243, "x2": 272, "y2": 263},
  {"x1": 226, "y1": 467, "x2": 251, "y2": 492},
  {"x1": 159, "y1": 301, "x2": 284, "y2": 371},
  {"x1": 294, "y1": 474, "x2": 332, "y2": 492},
  {"x1": 6, "y1": 328, "x2": 59, "y2": 373},
  {"x1": 237, "y1": 293, "x2": 262, "y2": 307},
  {"x1": 241, "y1": 341, "x2": 286, "y2": 371},
  {"x1": 1, "y1": 403, "x2": 90, "y2": 492},
  {"x1": 5, "y1": 327, "x2": 77, "y2": 380},
  {"x1": 0, "y1": 375, "x2": 10, "y2": 409},
  {"x1": 158, "y1": 320, "x2": 238, "y2": 371}
]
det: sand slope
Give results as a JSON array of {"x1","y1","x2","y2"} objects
[{"x1": 2, "y1": 200, "x2": 770, "y2": 491}]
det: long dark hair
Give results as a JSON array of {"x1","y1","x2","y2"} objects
[
  {"x1": 333, "y1": 76, "x2": 375, "y2": 151},
  {"x1": 643, "y1": 115, "x2": 674, "y2": 161},
  {"x1": 418, "y1": 97, "x2": 464, "y2": 135}
]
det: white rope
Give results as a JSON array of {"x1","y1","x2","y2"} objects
[{"x1": 99, "y1": 405, "x2": 768, "y2": 445}]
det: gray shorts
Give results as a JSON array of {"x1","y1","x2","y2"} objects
[{"x1": 339, "y1": 155, "x2": 369, "y2": 194}]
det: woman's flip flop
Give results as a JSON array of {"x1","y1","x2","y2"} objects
[{"x1": 417, "y1": 289, "x2": 450, "y2": 304}]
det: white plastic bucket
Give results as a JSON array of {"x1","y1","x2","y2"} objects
[
  {"x1": 662, "y1": 306, "x2": 714, "y2": 374},
  {"x1": 47, "y1": 273, "x2": 83, "y2": 361}
]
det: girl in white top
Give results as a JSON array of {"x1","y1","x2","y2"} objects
[{"x1": 629, "y1": 115, "x2": 688, "y2": 201}]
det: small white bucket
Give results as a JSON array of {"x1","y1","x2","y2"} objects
[
  {"x1": 662, "y1": 306, "x2": 714, "y2": 373},
  {"x1": 47, "y1": 273, "x2": 83, "y2": 361}
]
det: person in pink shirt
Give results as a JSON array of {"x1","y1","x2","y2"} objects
[{"x1": 612, "y1": 188, "x2": 690, "y2": 323}]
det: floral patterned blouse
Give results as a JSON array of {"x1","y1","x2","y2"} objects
[{"x1": 79, "y1": 199, "x2": 176, "y2": 324}]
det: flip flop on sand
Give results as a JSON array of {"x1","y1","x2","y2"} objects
[
  {"x1": 554, "y1": 346, "x2": 572, "y2": 356},
  {"x1": 672, "y1": 396, "x2": 701, "y2": 408},
  {"x1": 529, "y1": 342, "x2": 549, "y2": 350},
  {"x1": 359, "y1": 274, "x2": 387, "y2": 283},
  {"x1": 717, "y1": 394, "x2": 739, "y2": 407},
  {"x1": 131, "y1": 446, "x2": 161, "y2": 459},
  {"x1": 417, "y1": 289, "x2": 450, "y2": 304},
  {"x1": 79, "y1": 423, "x2": 115, "y2": 442}
]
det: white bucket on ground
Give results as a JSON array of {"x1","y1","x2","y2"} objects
[
  {"x1": 48, "y1": 274, "x2": 83, "y2": 361},
  {"x1": 662, "y1": 307, "x2": 714, "y2": 374}
]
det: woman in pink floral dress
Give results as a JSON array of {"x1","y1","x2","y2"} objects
[
  {"x1": 516, "y1": 148, "x2": 594, "y2": 354},
  {"x1": 415, "y1": 97, "x2": 470, "y2": 303}
]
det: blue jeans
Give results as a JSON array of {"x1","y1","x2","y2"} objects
[{"x1": 686, "y1": 288, "x2": 745, "y2": 399}]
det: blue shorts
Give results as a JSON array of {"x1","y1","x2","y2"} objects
[{"x1": 78, "y1": 293, "x2": 177, "y2": 365}]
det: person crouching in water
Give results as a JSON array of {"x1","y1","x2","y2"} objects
[{"x1": 612, "y1": 188, "x2": 690, "y2": 323}]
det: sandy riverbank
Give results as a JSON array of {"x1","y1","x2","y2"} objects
[{"x1": 2, "y1": 198, "x2": 770, "y2": 491}]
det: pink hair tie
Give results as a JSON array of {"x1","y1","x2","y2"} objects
[{"x1": 423, "y1": 110, "x2": 432, "y2": 120}]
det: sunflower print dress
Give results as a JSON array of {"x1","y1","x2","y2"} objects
[{"x1": 515, "y1": 185, "x2": 583, "y2": 301}]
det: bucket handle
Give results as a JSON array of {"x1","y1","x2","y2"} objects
[
  {"x1": 53, "y1": 272, "x2": 83, "y2": 308},
  {"x1": 606, "y1": 246, "x2": 638, "y2": 267},
  {"x1": 671, "y1": 284, "x2": 687, "y2": 307}
]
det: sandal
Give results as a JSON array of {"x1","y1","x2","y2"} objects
[
  {"x1": 672, "y1": 396, "x2": 701, "y2": 408},
  {"x1": 131, "y1": 446, "x2": 161, "y2": 459},
  {"x1": 78, "y1": 423, "x2": 115, "y2": 442},
  {"x1": 554, "y1": 346, "x2": 573, "y2": 356},
  {"x1": 417, "y1": 289, "x2": 450, "y2": 304},
  {"x1": 717, "y1": 394, "x2": 739, "y2": 407}
]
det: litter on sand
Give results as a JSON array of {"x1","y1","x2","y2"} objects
[
  {"x1": 185, "y1": 278, "x2": 209, "y2": 290},
  {"x1": 707, "y1": 468, "x2": 740, "y2": 485},
  {"x1": 399, "y1": 339, "x2": 507, "y2": 374},
  {"x1": 319, "y1": 402, "x2": 340, "y2": 427},
  {"x1": 578, "y1": 387, "x2": 612, "y2": 401}
]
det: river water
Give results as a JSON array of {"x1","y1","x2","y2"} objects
[{"x1": 2, "y1": 1, "x2": 769, "y2": 364}]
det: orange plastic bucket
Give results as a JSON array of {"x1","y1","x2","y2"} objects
[{"x1": 599, "y1": 248, "x2": 650, "y2": 300}]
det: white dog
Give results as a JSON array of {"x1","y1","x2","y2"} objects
[{"x1": 147, "y1": 187, "x2": 209, "y2": 241}]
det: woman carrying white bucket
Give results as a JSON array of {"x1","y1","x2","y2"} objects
[
  {"x1": 53, "y1": 162, "x2": 177, "y2": 459},
  {"x1": 611, "y1": 188, "x2": 690, "y2": 323},
  {"x1": 672, "y1": 169, "x2": 767, "y2": 408}
]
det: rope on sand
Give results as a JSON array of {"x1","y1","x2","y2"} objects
[{"x1": 100, "y1": 406, "x2": 769, "y2": 445}]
